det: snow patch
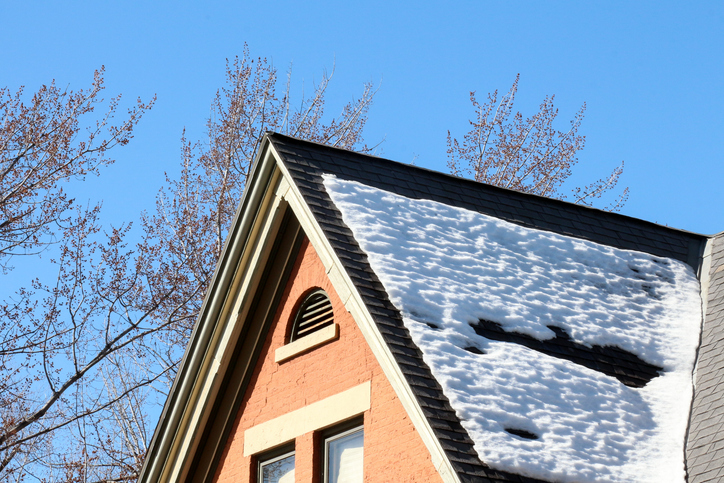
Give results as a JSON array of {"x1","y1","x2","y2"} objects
[{"x1": 323, "y1": 175, "x2": 701, "y2": 483}]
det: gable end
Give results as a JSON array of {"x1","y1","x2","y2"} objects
[{"x1": 269, "y1": 135, "x2": 553, "y2": 483}]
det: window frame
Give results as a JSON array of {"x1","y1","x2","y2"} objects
[
  {"x1": 257, "y1": 444, "x2": 295, "y2": 483},
  {"x1": 322, "y1": 419, "x2": 364, "y2": 483}
]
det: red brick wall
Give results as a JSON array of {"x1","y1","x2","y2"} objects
[{"x1": 212, "y1": 237, "x2": 442, "y2": 483}]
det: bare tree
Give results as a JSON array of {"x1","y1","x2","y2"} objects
[
  {"x1": 0, "y1": 68, "x2": 154, "y2": 271},
  {"x1": 148, "y1": 46, "x2": 375, "y2": 339},
  {"x1": 0, "y1": 202, "x2": 183, "y2": 481},
  {"x1": 0, "y1": 69, "x2": 156, "y2": 481},
  {"x1": 0, "y1": 48, "x2": 374, "y2": 482},
  {"x1": 447, "y1": 75, "x2": 628, "y2": 211}
]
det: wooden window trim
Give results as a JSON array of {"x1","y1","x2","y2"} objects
[{"x1": 322, "y1": 421, "x2": 364, "y2": 483}]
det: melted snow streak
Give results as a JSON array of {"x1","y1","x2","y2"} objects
[
  {"x1": 323, "y1": 175, "x2": 702, "y2": 483},
  {"x1": 470, "y1": 319, "x2": 663, "y2": 388}
]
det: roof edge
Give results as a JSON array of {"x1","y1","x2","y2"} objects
[
  {"x1": 268, "y1": 132, "x2": 708, "y2": 239},
  {"x1": 268, "y1": 133, "x2": 706, "y2": 274},
  {"x1": 138, "y1": 134, "x2": 280, "y2": 483}
]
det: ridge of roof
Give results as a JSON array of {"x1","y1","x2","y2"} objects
[{"x1": 266, "y1": 132, "x2": 706, "y2": 272}]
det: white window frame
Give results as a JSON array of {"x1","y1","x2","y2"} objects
[
  {"x1": 258, "y1": 446, "x2": 295, "y2": 483},
  {"x1": 323, "y1": 424, "x2": 364, "y2": 483}
]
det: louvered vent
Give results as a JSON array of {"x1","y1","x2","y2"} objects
[{"x1": 290, "y1": 290, "x2": 334, "y2": 342}]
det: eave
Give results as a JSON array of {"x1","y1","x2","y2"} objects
[
  {"x1": 138, "y1": 134, "x2": 463, "y2": 483},
  {"x1": 138, "y1": 137, "x2": 287, "y2": 482}
]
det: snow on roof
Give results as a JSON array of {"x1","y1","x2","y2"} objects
[{"x1": 323, "y1": 175, "x2": 702, "y2": 483}]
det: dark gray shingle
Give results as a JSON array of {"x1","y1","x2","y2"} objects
[
  {"x1": 268, "y1": 133, "x2": 710, "y2": 483},
  {"x1": 688, "y1": 234, "x2": 724, "y2": 482}
]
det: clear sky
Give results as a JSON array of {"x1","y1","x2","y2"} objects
[{"x1": 2, "y1": 1, "x2": 722, "y2": 236}]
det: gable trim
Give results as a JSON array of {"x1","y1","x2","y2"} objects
[
  {"x1": 188, "y1": 210, "x2": 305, "y2": 482},
  {"x1": 166, "y1": 167, "x2": 289, "y2": 482},
  {"x1": 138, "y1": 144, "x2": 293, "y2": 483}
]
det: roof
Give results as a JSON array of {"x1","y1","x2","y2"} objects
[
  {"x1": 687, "y1": 233, "x2": 724, "y2": 483},
  {"x1": 270, "y1": 134, "x2": 705, "y2": 271},
  {"x1": 139, "y1": 132, "x2": 718, "y2": 483},
  {"x1": 267, "y1": 133, "x2": 708, "y2": 483}
]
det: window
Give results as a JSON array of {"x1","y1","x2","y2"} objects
[
  {"x1": 324, "y1": 426, "x2": 364, "y2": 483},
  {"x1": 258, "y1": 447, "x2": 295, "y2": 483},
  {"x1": 290, "y1": 289, "x2": 334, "y2": 342}
]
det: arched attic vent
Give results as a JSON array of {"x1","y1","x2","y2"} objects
[{"x1": 290, "y1": 289, "x2": 334, "y2": 342}]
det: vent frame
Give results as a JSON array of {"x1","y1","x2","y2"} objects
[{"x1": 289, "y1": 289, "x2": 335, "y2": 342}]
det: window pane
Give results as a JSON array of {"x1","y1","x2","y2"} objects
[
  {"x1": 327, "y1": 429, "x2": 363, "y2": 483},
  {"x1": 261, "y1": 453, "x2": 294, "y2": 483}
]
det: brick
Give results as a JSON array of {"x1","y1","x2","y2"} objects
[{"x1": 213, "y1": 239, "x2": 442, "y2": 483}]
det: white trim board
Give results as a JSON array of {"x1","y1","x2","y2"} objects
[
  {"x1": 244, "y1": 381, "x2": 371, "y2": 456},
  {"x1": 275, "y1": 323, "x2": 339, "y2": 363}
]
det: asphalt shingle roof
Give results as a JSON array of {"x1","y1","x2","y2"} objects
[
  {"x1": 687, "y1": 233, "x2": 724, "y2": 483},
  {"x1": 268, "y1": 133, "x2": 709, "y2": 483}
]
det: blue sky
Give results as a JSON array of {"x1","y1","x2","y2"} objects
[{"x1": 1, "y1": 1, "x2": 722, "y2": 236}]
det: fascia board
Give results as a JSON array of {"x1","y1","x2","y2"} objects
[
  {"x1": 138, "y1": 135, "x2": 282, "y2": 483},
  {"x1": 166, "y1": 169, "x2": 287, "y2": 482},
  {"x1": 268, "y1": 141, "x2": 462, "y2": 483}
]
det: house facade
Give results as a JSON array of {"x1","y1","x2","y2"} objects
[
  {"x1": 138, "y1": 133, "x2": 723, "y2": 483},
  {"x1": 211, "y1": 237, "x2": 442, "y2": 482}
]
